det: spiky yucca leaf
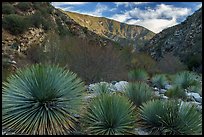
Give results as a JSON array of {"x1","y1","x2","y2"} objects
[
  {"x1": 138, "y1": 100, "x2": 164, "y2": 134},
  {"x1": 176, "y1": 102, "x2": 202, "y2": 134},
  {"x1": 93, "y1": 82, "x2": 112, "y2": 95},
  {"x1": 128, "y1": 69, "x2": 148, "y2": 81},
  {"x1": 173, "y1": 71, "x2": 201, "y2": 89},
  {"x1": 139, "y1": 99, "x2": 202, "y2": 135},
  {"x1": 165, "y1": 86, "x2": 186, "y2": 99},
  {"x1": 125, "y1": 82, "x2": 153, "y2": 106},
  {"x1": 83, "y1": 94, "x2": 136, "y2": 135},
  {"x1": 151, "y1": 74, "x2": 168, "y2": 89},
  {"x1": 2, "y1": 64, "x2": 85, "y2": 135}
]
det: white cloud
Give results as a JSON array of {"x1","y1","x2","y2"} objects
[
  {"x1": 93, "y1": 3, "x2": 108, "y2": 16},
  {"x1": 56, "y1": 6, "x2": 74, "y2": 11},
  {"x1": 109, "y1": 12, "x2": 130, "y2": 23},
  {"x1": 51, "y1": 2, "x2": 90, "y2": 12},
  {"x1": 52, "y1": 2, "x2": 89, "y2": 7},
  {"x1": 196, "y1": 3, "x2": 202, "y2": 9},
  {"x1": 129, "y1": 4, "x2": 191, "y2": 20},
  {"x1": 109, "y1": 7, "x2": 117, "y2": 12},
  {"x1": 126, "y1": 18, "x2": 177, "y2": 33},
  {"x1": 114, "y1": 2, "x2": 150, "y2": 7},
  {"x1": 109, "y1": 4, "x2": 192, "y2": 33},
  {"x1": 80, "y1": 3, "x2": 108, "y2": 17},
  {"x1": 51, "y1": 2, "x2": 108, "y2": 17},
  {"x1": 114, "y1": 2, "x2": 130, "y2": 7}
]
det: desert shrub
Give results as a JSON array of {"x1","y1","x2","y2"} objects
[
  {"x1": 165, "y1": 86, "x2": 186, "y2": 99},
  {"x1": 128, "y1": 69, "x2": 148, "y2": 82},
  {"x1": 120, "y1": 45, "x2": 134, "y2": 68},
  {"x1": 185, "y1": 53, "x2": 202, "y2": 72},
  {"x1": 56, "y1": 18, "x2": 69, "y2": 36},
  {"x1": 2, "y1": 3, "x2": 15, "y2": 14},
  {"x1": 29, "y1": 11, "x2": 43, "y2": 28},
  {"x1": 151, "y1": 74, "x2": 168, "y2": 89},
  {"x1": 23, "y1": 11, "x2": 53, "y2": 31},
  {"x1": 2, "y1": 14, "x2": 31, "y2": 35},
  {"x1": 41, "y1": 32, "x2": 61, "y2": 64},
  {"x1": 157, "y1": 52, "x2": 187, "y2": 74},
  {"x1": 40, "y1": 7, "x2": 51, "y2": 16},
  {"x1": 57, "y1": 36, "x2": 128, "y2": 84},
  {"x1": 131, "y1": 52, "x2": 158, "y2": 75},
  {"x1": 46, "y1": 6, "x2": 53, "y2": 14},
  {"x1": 196, "y1": 65, "x2": 202, "y2": 73},
  {"x1": 2, "y1": 54, "x2": 16, "y2": 82},
  {"x1": 2, "y1": 64, "x2": 85, "y2": 135},
  {"x1": 33, "y1": 2, "x2": 51, "y2": 15},
  {"x1": 2, "y1": 68, "x2": 11, "y2": 82},
  {"x1": 33, "y1": 2, "x2": 42, "y2": 10},
  {"x1": 125, "y1": 82, "x2": 153, "y2": 107},
  {"x1": 2, "y1": 57, "x2": 11, "y2": 69},
  {"x1": 27, "y1": 32, "x2": 63, "y2": 65},
  {"x1": 82, "y1": 94, "x2": 136, "y2": 135},
  {"x1": 16, "y1": 2, "x2": 31, "y2": 11},
  {"x1": 83, "y1": 27, "x2": 88, "y2": 34},
  {"x1": 41, "y1": 18, "x2": 53, "y2": 31},
  {"x1": 26, "y1": 44, "x2": 44, "y2": 64},
  {"x1": 37, "y1": 34, "x2": 128, "y2": 84},
  {"x1": 172, "y1": 71, "x2": 201, "y2": 90},
  {"x1": 139, "y1": 99, "x2": 202, "y2": 135},
  {"x1": 60, "y1": 14, "x2": 68, "y2": 22}
]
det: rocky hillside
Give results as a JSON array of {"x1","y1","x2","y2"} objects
[
  {"x1": 141, "y1": 8, "x2": 202, "y2": 71},
  {"x1": 65, "y1": 11, "x2": 155, "y2": 49},
  {"x1": 2, "y1": 2, "x2": 120, "y2": 67}
]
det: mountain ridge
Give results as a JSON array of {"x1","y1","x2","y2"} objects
[
  {"x1": 141, "y1": 7, "x2": 202, "y2": 72},
  {"x1": 65, "y1": 10, "x2": 155, "y2": 49}
]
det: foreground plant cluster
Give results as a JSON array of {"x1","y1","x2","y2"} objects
[{"x1": 2, "y1": 65, "x2": 202, "y2": 135}]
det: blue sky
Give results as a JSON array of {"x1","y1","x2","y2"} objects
[{"x1": 51, "y1": 2, "x2": 202, "y2": 33}]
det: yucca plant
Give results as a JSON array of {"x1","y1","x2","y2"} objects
[
  {"x1": 93, "y1": 82, "x2": 112, "y2": 95},
  {"x1": 172, "y1": 71, "x2": 201, "y2": 90},
  {"x1": 125, "y1": 82, "x2": 153, "y2": 107},
  {"x1": 128, "y1": 69, "x2": 148, "y2": 82},
  {"x1": 138, "y1": 99, "x2": 202, "y2": 135},
  {"x1": 165, "y1": 86, "x2": 187, "y2": 99},
  {"x1": 82, "y1": 94, "x2": 136, "y2": 135},
  {"x1": 2, "y1": 64, "x2": 85, "y2": 135},
  {"x1": 151, "y1": 74, "x2": 168, "y2": 89},
  {"x1": 188, "y1": 85, "x2": 202, "y2": 95},
  {"x1": 138, "y1": 100, "x2": 164, "y2": 134}
]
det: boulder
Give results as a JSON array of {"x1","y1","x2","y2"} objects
[
  {"x1": 114, "y1": 81, "x2": 128, "y2": 92},
  {"x1": 159, "y1": 89, "x2": 167, "y2": 94},
  {"x1": 153, "y1": 87, "x2": 159, "y2": 91},
  {"x1": 73, "y1": 114, "x2": 80, "y2": 118},
  {"x1": 111, "y1": 81, "x2": 117, "y2": 85},
  {"x1": 187, "y1": 92, "x2": 202, "y2": 103},
  {"x1": 84, "y1": 94, "x2": 96, "y2": 101},
  {"x1": 189, "y1": 101, "x2": 202, "y2": 106},
  {"x1": 164, "y1": 84, "x2": 172, "y2": 90},
  {"x1": 160, "y1": 94, "x2": 168, "y2": 99},
  {"x1": 88, "y1": 82, "x2": 116, "y2": 92},
  {"x1": 197, "y1": 105, "x2": 202, "y2": 112},
  {"x1": 154, "y1": 91, "x2": 160, "y2": 97},
  {"x1": 135, "y1": 128, "x2": 149, "y2": 135},
  {"x1": 88, "y1": 84, "x2": 95, "y2": 92}
]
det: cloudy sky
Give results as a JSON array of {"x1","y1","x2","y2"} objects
[{"x1": 51, "y1": 2, "x2": 202, "y2": 33}]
